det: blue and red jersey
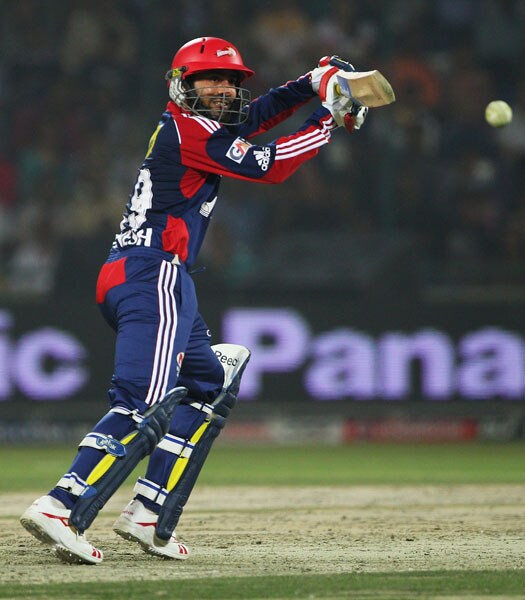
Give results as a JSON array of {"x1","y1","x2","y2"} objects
[{"x1": 111, "y1": 73, "x2": 336, "y2": 268}]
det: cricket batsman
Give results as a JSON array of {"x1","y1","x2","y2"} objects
[{"x1": 20, "y1": 36, "x2": 368, "y2": 564}]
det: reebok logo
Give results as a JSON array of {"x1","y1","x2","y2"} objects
[
  {"x1": 95, "y1": 436, "x2": 126, "y2": 458},
  {"x1": 254, "y1": 147, "x2": 271, "y2": 171},
  {"x1": 214, "y1": 349, "x2": 238, "y2": 367},
  {"x1": 41, "y1": 513, "x2": 70, "y2": 527}
]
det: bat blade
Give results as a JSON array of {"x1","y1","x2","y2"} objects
[{"x1": 335, "y1": 70, "x2": 395, "y2": 108}]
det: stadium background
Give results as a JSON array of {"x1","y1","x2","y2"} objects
[{"x1": 1, "y1": 0, "x2": 524, "y2": 444}]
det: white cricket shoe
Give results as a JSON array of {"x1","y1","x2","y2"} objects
[
  {"x1": 113, "y1": 499, "x2": 189, "y2": 560},
  {"x1": 20, "y1": 495, "x2": 103, "y2": 565}
]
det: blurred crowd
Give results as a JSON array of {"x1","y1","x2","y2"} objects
[{"x1": 1, "y1": 0, "x2": 525, "y2": 295}]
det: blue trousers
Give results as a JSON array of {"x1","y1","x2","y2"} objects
[{"x1": 51, "y1": 249, "x2": 224, "y2": 511}]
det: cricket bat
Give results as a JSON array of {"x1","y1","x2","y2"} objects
[{"x1": 335, "y1": 70, "x2": 396, "y2": 108}]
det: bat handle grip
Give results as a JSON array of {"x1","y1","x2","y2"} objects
[{"x1": 329, "y1": 56, "x2": 355, "y2": 73}]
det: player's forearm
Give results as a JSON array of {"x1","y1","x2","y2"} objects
[
  {"x1": 258, "y1": 107, "x2": 336, "y2": 184},
  {"x1": 178, "y1": 107, "x2": 335, "y2": 185},
  {"x1": 234, "y1": 74, "x2": 315, "y2": 138}
]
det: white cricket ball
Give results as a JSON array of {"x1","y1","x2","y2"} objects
[{"x1": 485, "y1": 100, "x2": 513, "y2": 127}]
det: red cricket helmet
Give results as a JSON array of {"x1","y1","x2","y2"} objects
[
  {"x1": 170, "y1": 37, "x2": 254, "y2": 81},
  {"x1": 165, "y1": 37, "x2": 254, "y2": 124}
]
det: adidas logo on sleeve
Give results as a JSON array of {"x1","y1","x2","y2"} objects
[{"x1": 253, "y1": 147, "x2": 271, "y2": 171}]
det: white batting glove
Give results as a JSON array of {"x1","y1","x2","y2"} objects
[
  {"x1": 311, "y1": 56, "x2": 368, "y2": 132},
  {"x1": 347, "y1": 103, "x2": 369, "y2": 130},
  {"x1": 311, "y1": 64, "x2": 337, "y2": 96},
  {"x1": 322, "y1": 93, "x2": 352, "y2": 126},
  {"x1": 327, "y1": 98, "x2": 369, "y2": 132},
  {"x1": 320, "y1": 80, "x2": 359, "y2": 129},
  {"x1": 311, "y1": 56, "x2": 355, "y2": 99}
]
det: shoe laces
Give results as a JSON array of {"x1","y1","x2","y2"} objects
[{"x1": 75, "y1": 531, "x2": 89, "y2": 543}]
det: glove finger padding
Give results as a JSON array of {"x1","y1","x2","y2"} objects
[
  {"x1": 317, "y1": 67, "x2": 340, "y2": 102},
  {"x1": 311, "y1": 64, "x2": 337, "y2": 99},
  {"x1": 323, "y1": 55, "x2": 355, "y2": 73},
  {"x1": 348, "y1": 103, "x2": 369, "y2": 131},
  {"x1": 322, "y1": 92, "x2": 352, "y2": 126},
  {"x1": 330, "y1": 99, "x2": 369, "y2": 132},
  {"x1": 311, "y1": 55, "x2": 355, "y2": 101}
]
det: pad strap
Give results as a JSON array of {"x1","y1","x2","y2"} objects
[
  {"x1": 109, "y1": 406, "x2": 145, "y2": 424},
  {"x1": 188, "y1": 401, "x2": 214, "y2": 415},
  {"x1": 157, "y1": 433, "x2": 195, "y2": 458},
  {"x1": 56, "y1": 472, "x2": 90, "y2": 497},
  {"x1": 134, "y1": 477, "x2": 168, "y2": 506}
]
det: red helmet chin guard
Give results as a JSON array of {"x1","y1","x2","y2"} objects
[{"x1": 170, "y1": 37, "x2": 254, "y2": 81}]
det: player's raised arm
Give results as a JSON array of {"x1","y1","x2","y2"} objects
[
  {"x1": 169, "y1": 104, "x2": 337, "y2": 185},
  {"x1": 232, "y1": 75, "x2": 316, "y2": 138},
  {"x1": 159, "y1": 43, "x2": 367, "y2": 184}
]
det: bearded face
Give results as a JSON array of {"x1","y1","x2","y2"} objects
[{"x1": 172, "y1": 69, "x2": 250, "y2": 124}]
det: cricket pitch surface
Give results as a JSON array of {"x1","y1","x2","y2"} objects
[{"x1": 2, "y1": 485, "x2": 524, "y2": 583}]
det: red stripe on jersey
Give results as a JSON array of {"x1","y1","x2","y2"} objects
[
  {"x1": 96, "y1": 257, "x2": 127, "y2": 304},
  {"x1": 180, "y1": 168, "x2": 206, "y2": 198},
  {"x1": 162, "y1": 215, "x2": 189, "y2": 261}
]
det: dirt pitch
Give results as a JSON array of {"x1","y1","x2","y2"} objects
[{"x1": 2, "y1": 485, "x2": 524, "y2": 584}]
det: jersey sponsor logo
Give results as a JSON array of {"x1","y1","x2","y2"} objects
[
  {"x1": 199, "y1": 196, "x2": 217, "y2": 217},
  {"x1": 254, "y1": 147, "x2": 271, "y2": 171},
  {"x1": 217, "y1": 47, "x2": 237, "y2": 58},
  {"x1": 226, "y1": 137, "x2": 251, "y2": 164}
]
